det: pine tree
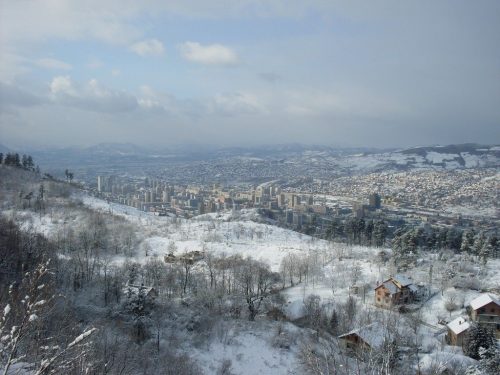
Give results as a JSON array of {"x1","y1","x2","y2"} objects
[
  {"x1": 464, "y1": 323, "x2": 495, "y2": 360},
  {"x1": 473, "y1": 232, "x2": 486, "y2": 257},
  {"x1": 461, "y1": 230, "x2": 475, "y2": 254},
  {"x1": 478, "y1": 345, "x2": 500, "y2": 375},
  {"x1": 372, "y1": 220, "x2": 388, "y2": 247},
  {"x1": 480, "y1": 239, "x2": 494, "y2": 265},
  {"x1": 329, "y1": 309, "x2": 339, "y2": 334},
  {"x1": 21, "y1": 154, "x2": 29, "y2": 169}
]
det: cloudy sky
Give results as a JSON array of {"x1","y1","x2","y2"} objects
[{"x1": 1, "y1": 0, "x2": 499, "y2": 149}]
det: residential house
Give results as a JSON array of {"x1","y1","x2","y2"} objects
[
  {"x1": 445, "y1": 316, "x2": 470, "y2": 347},
  {"x1": 338, "y1": 322, "x2": 392, "y2": 352},
  {"x1": 374, "y1": 274, "x2": 418, "y2": 309},
  {"x1": 468, "y1": 294, "x2": 500, "y2": 338}
]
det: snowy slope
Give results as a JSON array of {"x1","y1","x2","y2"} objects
[{"x1": 80, "y1": 195, "x2": 330, "y2": 271}]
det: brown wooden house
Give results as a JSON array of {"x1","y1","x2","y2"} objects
[
  {"x1": 338, "y1": 322, "x2": 391, "y2": 352},
  {"x1": 468, "y1": 294, "x2": 500, "y2": 338},
  {"x1": 374, "y1": 274, "x2": 417, "y2": 309}
]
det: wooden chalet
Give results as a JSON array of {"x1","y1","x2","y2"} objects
[
  {"x1": 374, "y1": 274, "x2": 418, "y2": 309},
  {"x1": 468, "y1": 294, "x2": 500, "y2": 338},
  {"x1": 338, "y1": 322, "x2": 391, "y2": 352}
]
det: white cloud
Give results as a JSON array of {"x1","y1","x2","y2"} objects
[
  {"x1": 180, "y1": 42, "x2": 238, "y2": 65},
  {"x1": 50, "y1": 76, "x2": 138, "y2": 113},
  {"x1": 36, "y1": 58, "x2": 72, "y2": 70},
  {"x1": 209, "y1": 92, "x2": 265, "y2": 115},
  {"x1": 130, "y1": 39, "x2": 165, "y2": 56},
  {"x1": 50, "y1": 76, "x2": 76, "y2": 96}
]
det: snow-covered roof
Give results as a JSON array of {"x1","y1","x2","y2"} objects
[
  {"x1": 446, "y1": 316, "x2": 470, "y2": 335},
  {"x1": 469, "y1": 294, "x2": 500, "y2": 310},
  {"x1": 393, "y1": 274, "x2": 413, "y2": 287},
  {"x1": 123, "y1": 284, "x2": 156, "y2": 297},
  {"x1": 408, "y1": 284, "x2": 418, "y2": 292},
  {"x1": 339, "y1": 322, "x2": 390, "y2": 349},
  {"x1": 383, "y1": 281, "x2": 398, "y2": 295}
]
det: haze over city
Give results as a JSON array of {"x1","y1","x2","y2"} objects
[{"x1": 1, "y1": 0, "x2": 500, "y2": 149}]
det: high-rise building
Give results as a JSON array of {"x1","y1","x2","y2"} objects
[
  {"x1": 97, "y1": 176, "x2": 104, "y2": 192},
  {"x1": 369, "y1": 193, "x2": 381, "y2": 209},
  {"x1": 307, "y1": 195, "x2": 314, "y2": 206}
]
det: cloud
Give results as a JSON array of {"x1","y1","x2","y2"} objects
[
  {"x1": 180, "y1": 42, "x2": 239, "y2": 65},
  {"x1": 50, "y1": 76, "x2": 138, "y2": 113},
  {"x1": 209, "y1": 92, "x2": 265, "y2": 116},
  {"x1": 0, "y1": 81, "x2": 43, "y2": 108},
  {"x1": 130, "y1": 39, "x2": 165, "y2": 56},
  {"x1": 36, "y1": 58, "x2": 72, "y2": 70}
]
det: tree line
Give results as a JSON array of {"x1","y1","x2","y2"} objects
[
  {"x1": 392, "y1": 225, "x2": 499, "y2": 269},
  {"x1": 0, "y1": 152, "x2": 39, "y2": 173},
  {"x1": 324, "y1": 217, "x2": 389, "y2": 247}
]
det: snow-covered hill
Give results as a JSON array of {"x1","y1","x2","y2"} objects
[{"x1": 320, "y1": 144, "x2": 500, "y2": 173}]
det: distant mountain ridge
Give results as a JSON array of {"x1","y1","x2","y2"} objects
[{"x1": 4, "y1": 142, "x2": 499, "y2": 174}]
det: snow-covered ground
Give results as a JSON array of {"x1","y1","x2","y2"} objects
[
  {"x1": 78, "y1": 195, "x2": 332, "y2": 271},
  {"x1": 191, "y1": 320, "x2": 304, "y2": 375},
  {"x1": 4, "y1": 193, "x2": 498, "y2": 374}
]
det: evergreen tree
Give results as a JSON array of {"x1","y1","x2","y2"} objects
[
  {"x1": 436, "y1": 228, "x2": 448, "y2": 249},
  {"x1": 426, "y1": 230, "x2": 437, "y2": 251},
  {"x1": 461, "y1": 230, "x2": 475, "y2": 254},
  {"x1": 473, "y1": 232, "x2": 487, "y2": 257},
  {"x1": 26, "y1": 155, "x2": 34, "y2": 170},
  {"x1": 480, "y1": 239, "x2": 494, "y2": 265},
  {"x1": 364, "y1": 220, "x2": 374, "y2": 246},
  {"x1": 464, "y1": 323, "x2": 496, "y2": 360},
  {"x1": 486, "y1": 236, "x2": 499, "y2": 259},
  {"x1": 478, "y1": 345, "x2": 500, "y2": 375},
  {"x1": 14, "y1": 153, "x2": 21, "y2": 167},
  {"x1": 446, "y1": 228, "x2": 462, "y2": 251},
  {"x1": 372, "y1": 220, "x2": 388, "y2": 247},
  {"x1": 329, "y1": 309, "x2": 339, "y2": 335},
  {"x1": 0, "y1": 152, "x2": 3, "y2": 164},
  {"x1": 21, "y1": 154, "x2": 29, "y2": 169}
]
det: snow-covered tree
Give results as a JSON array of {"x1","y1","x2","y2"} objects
[{"x1": 464, "y1": 323, "x2": 496, "y2": 360}]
